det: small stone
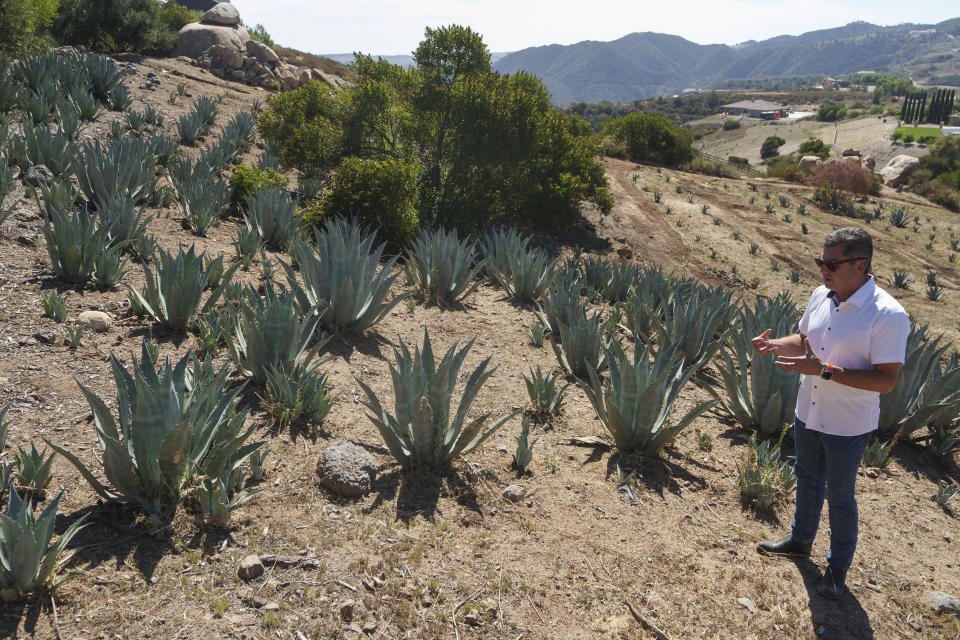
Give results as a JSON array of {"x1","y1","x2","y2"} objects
[
  {"x1": 502, "y1": 485, "x2": 525, "y2": 503},
  {"x1": 737, "y1": 597, "x2": 757, "y2": 615},
  {"x1": 496, "y1": 445, "x2": 508, "y2": 453},
  {"x1": 908, "y1": 620, "x2": 922, "y2": 632},
  {"x1": 928, "y1": 591, "x2": 960, "y2": 615},
  {"x1": 17, "y1": 234, "x2": 37, "y2": 246},
  {"x1": 146, "y1": 72, "x2": 158, "y2": 79},
  {"x1": 33, "y1": 330, "x2": 57, "y2": 344},
  {"x1": 238, "y1": 555, "x2": 264, "y2": 581},
  {"x1": 362, "y1": 619, "x2": 378, "y2": 633},
  {"x1": 262, "y1": 602, "x2": 280, "y2": 611},
  {"x1": 464, "y1": 610, "x2": 482, "y2": 626},
  {"x1": 24, "y1": 165, "x2": 55, "y2": 188},
  {"x1": 77, "y1": 310, "x2": 112, "y2": 332},
  {"x1": 340, "y1": 599, "x2": 357, "y2": 620}
]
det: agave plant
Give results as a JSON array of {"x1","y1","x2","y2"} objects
[
  {"x1": 550, "y1": 304, "x2": 616, "y2": 379},
  {"x1": 93, "y1": 245, "x2": 128, "y2": 290},
  {"x1": 107, "y1": 83, "x2": 132, "y2": 111},
  {"x1": 524, "y1": 366, "x2": 570, "y2": 415},
  {"x1": 877, "y1": 324, "x2": 948, "y2": 439},
  {"x1": 82, "y1": 53, "x2": 122, "y2": 102},
  {"x1": 10, "y1": 125, "x2": 73, "y2": 177},
  {"x1": 200, "y1": 134, "x2": 242, "y2": 172},
  {"x1": 737, "y1": 436, "x2": 796, "y2": 512},
  {"x1": 263, "y1": 362, "x2": 336, "y2": 431},
  {"x1": 536, "y1": 277, "x2": 586, "y2": 339},
  {"x1": 715, "y1": 293, "x2": 802, "y2": 436},
  {"x1": 485, "y1": 241, "x2": 556, "y2": 303},
  {"x1": 580, "y1": 256, "x2": 613, "y2": 293},
  {"x1": 582, "y1": 341, "x2": 718, "y2": 455},
  {"x1": 225, "y1": 282, "x2": 328, "y2": 386},
  {"x1": 14, "y1": 443, "x2": 55, "y2": 494},
  {"x1": 196, "y1": 469, "x2": 262, "y2": 528},
  {"x1": 130, "y1": 244, "x2": 239, "y2": 333},
  {"x1": 650, "y1": 285, "x2": 733, "y2": 371},
  {"x1": 244, "y1": 188, "x2": 299, "y2": 251},
  {"x1": 0, "y1": 487, "x2": 87, "y2": 601},
  {"x1": 285, "y1": 218, "x2": 411, "y2": 334},
  {"x1": 43, "y1": 205, "x2": 112, "y2": 284},
  {"x1": 356, "y1": 329, "x2": 519, "y2": 468},
  {"x1": 193, "y1": 95, "x2": 219, "y2": 129},
  {"x1": 47, "y1": 342, "x2": 255, "y2": 526},
  {"x1": 71, "y1": 137, "x2": 157, "y2": 208},
  {"x1": 513, "y1": 416, "x2": 537, "y2": 473},
  {"x1": 897, "y1": 351, "x2": 960, "y2": 443},
  {"x1": 601, "y1": 262, "x2": 639, "y2": 303},
  {"x1": 70, "y1": 88, "x2": 101, "y2": 122},
  {"x1": 403, "y1": 227, "x2": 484, "y2": 305},
  {"x1": 150, "y1": 134, "x2": 179, "y2": 168},
  {"x1": 97, "y1": 193, "x2": 152, "y2": 250}
]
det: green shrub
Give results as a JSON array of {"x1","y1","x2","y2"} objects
[
  {"x1": 728, "y1": 155, "x2": 750, "y2": 168},
  {"x1": 0, "y1": 0, "x2": 57, "y2": 58},
  {"x1": 244, "y1": 22, "x2": 275, "y2": 49},
  {"x1": 601, "y1": 113, "x2": 694, "y2": 166},
  {"x1": 228, "y1": 164, "x2": 289, "y2": 213},
  {"x1": 797, "y1": 138, "x2": 830, "y2": 158},
  {"x1": 817, "y1": 103, "x2": 847, "y2": 122},
  {"x1": 760, "y1": 135, "x2": 785, "y2": 158},
  {"x1": 158, "y1": 0, "x2": 199, "y2": 33},
  {"x1": 52, "y1": 0, "x2": 180, "y2": 54},
  {"x1": 722, "y1": 119, "x2": 740, "y2": 130},
  {"x1": 317, "y1": 157, "x2": 419, "y2": 249}
]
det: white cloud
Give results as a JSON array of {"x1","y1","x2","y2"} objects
[{"x1": 230, "y1": 0, "x2": 957, "y2": 55}]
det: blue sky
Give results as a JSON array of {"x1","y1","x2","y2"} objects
[{"x1": 231, "y1": 0, "x2": 957, "y2": 56}]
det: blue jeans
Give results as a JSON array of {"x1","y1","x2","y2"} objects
[{"x1": 790, "y1": 417, "x2": 871, "y2": 570}]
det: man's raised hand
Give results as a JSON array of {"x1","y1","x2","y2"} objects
[{"x1": 751, "y1": 328, "x2": 778, "y2": 354}]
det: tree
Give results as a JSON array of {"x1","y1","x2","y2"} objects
[
  {"x1": 0, "y1": 0, "x2": 59, "y2": 57},
  {"x1": 52, "y1": 0, "x2": 180, "y2": 54},
  {"x1": 798, "y1": 138, "x2": 830, "y2": 158},
  {"x1": 601, "y1": 113, "x2": 694, "y2": 166},
  {"x1": 760, "y1": 136, "x2": 786, "y2": 158}
]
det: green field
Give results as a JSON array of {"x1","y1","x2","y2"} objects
[{"x1": 893, "y1": 126, "x2": 942, "y2": 140}]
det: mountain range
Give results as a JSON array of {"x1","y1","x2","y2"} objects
[{"x1": 492, "y1": 18, "x2": 960, "y2": 104}]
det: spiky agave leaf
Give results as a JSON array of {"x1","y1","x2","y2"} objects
[
  {"x1": 244, "y1": 188, "x2": 299, "y2": 251},
  {"x1": 356, "y1": 329, "x2": 518, "y2": 468},
  {"x1": 878, "y1": 324, "x2": 947, "y2": 439},
  {"x1": 42, "y1": 204, "x2": 111, "y2": 285},
  {"x1": 403, "y1": 226, "x2": 484, "y2": 305},
  {"x1": 71, "y1": 137, "x2": 157, "y2": 208}
]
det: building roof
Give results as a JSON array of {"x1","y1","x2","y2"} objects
[{"x1": 722, "y1": 100, "x2": 787, "y2": 111}]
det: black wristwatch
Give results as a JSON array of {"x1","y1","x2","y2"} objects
[{"x1": 820, "y1": 363, "x2": 835, "y2": 380}]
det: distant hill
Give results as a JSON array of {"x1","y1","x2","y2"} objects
[
  {"x1": 323, "y1": 52, "x2": 511, "y2": 68},
  {"x1": 493, "y1": 19, "x2": 960, "y2": 104}
]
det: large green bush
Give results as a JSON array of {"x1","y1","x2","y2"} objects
[
  {"x1": 229, "y1": 164, "x2": 289, "y2": 213},
  {"x1": 797, "y1": 138, "x2": 830, "y2": 158},
  {"x1": 760, "y1": 135, "x2": 785, "y2": 158},
  {"x1": 817, "y1": 102, "x2": 847, "y2": 122},
  {"x1": 315, "y1": 157, "x2": 419, "y2": 249},
  {"x1": 52, "y1": 0, "x2": 180, "y2": 54},
  {"x1": 601, "y1": 113, "x2": 694, "y2": 166},
  {"x1": 258, "y1": 26, "x2": 611, "y2": 235}
]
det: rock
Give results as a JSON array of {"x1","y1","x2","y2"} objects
[
  {"x1": 262, "y1": 602, "x2": 280, "y2": 611},
  {"x1": 77, "y1": 311, "x2": 111, "y2": 332},
  {"x1": 238, "y1": 554, "x2": 264, "y2": 581},
  {"x1": 33, "y1": 330, "x2": 57, "y2": 344},
  {"x1": 212, "y1": 43, "x2": 243, "y2": 69},
  {"x1": 24, "y1": 165, "x2": 54, "y2": 188},
  {"x1": 799, "y1": 155, "x2": 821, "y2": 168},
  {"x1": 16, "y1": 234, "x2": 36, "y2": 246},
  {"x1": 362, "y1": 619, "x2": 378, "y2": 633},
  {"x1": 170, "y1": 22, "x2": 249, "y2": 59},
  {"x1": 737, "y1": 597, "x2": 757, "y2": 614},
  {"x1": 298, "y1": 67, "x2": 312, "y2": 86},
  {"x1": 464, "y1": 610, "x2": 482, "y2": 626},
  {"x1": 616, "y1": 246, "x2": 633, "y2": 260},
  {"x1": 230, "y1": 69, "x2": 244, "y2": 81},
  {"x1": 842, "y1": 148, "x2": 861, "y2": 157},
  {"x1": 211, "y1": 67, "x2": 225, "y2": 79},
  {"x1": 315, "y1": 441, "x2": 376, "y2": 497},
  {"x1": 863, "y1": 155, "x2": 876, "y2": 171},
  {"x1": 246, "y1": 40, "x2": 280, "y2": 65},
  {"x1": 340, "y1": 599, "x2": 357, "y2": 619},
  {"x1": 879, "y1": 155, "x2": 921, "y2": 187},
  {"x1": 929, "y1": 591, "x2": 960, "y2": 615},
  {"x1": 201, "y1": 2, "x2": 241, "y2": 25},
  {"x1": 502, "y1": 485, "x2": 525, "y2": 503}
]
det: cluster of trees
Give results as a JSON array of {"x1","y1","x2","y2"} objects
[
  {"x1": 600, "y1": 113, "x2": 694, "y2": 166},
  {"x1": 817, "y1": 102, "x2": 847, "y2": 122},
  {"x1": 258, "y1": 26, "x2": 612, "y2": 244},
  {"x1": 901, "y1": 89, "x2": 956, "y2": 125},
  {"x1": 908, "y1": 136, "x2": 960, "y2": 211},
  {"x1": 760, "y1": 135, "x2": 786, "y2": 158},
  {"x1": 0, "y1": 0, "x2": 203, "y2": 57}
]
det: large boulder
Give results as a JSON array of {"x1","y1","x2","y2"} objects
[
  {"x1": 799, "y1": 155, "x2": 820, "y2": 169},
  {"x1": 170, "y1": 22, "x2": 249, "y2": 59},
  {"x1": 201, "y1": 2, "x2": 240, "y2": 26},
  {"x1": 879, "y1": 154, "x2": 921, "y2": 187},
  {"x1": 246, "y1": 40, "x2": 279, "y2": 65},
  {"x1": 316, "y1": 441, "x2": 376, "y2": 498}
]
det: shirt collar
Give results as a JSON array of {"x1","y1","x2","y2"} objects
[{"x1": 828, "y1": 275, "x2": 875, "y2": 308}]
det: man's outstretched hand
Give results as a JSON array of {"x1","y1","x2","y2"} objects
[
  {"x1": 751, "y1": 329, "x2": 778, "y2": 354},
  {"x1": 774, "y1": 336, "x2": 823, "y2": 376}
]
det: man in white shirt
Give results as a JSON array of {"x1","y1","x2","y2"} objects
[{"x1": 751, "y1": 227, "x2": 910, "y2": 600}]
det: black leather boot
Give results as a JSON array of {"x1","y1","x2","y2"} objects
[
  {"x1": 756, "y1": 535, "x2": 812, "y2": 559},
  {"x1": 816, "y1": 566, "x2": 847, "y2": 600}
]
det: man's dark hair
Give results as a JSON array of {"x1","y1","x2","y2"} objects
[{"x1": 823, "y1": 227, "x2": 873, "y2": 273}]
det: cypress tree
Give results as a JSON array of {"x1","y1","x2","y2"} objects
[{"x1": 919, "y1": 92, "x2": 927, "y2": 123}]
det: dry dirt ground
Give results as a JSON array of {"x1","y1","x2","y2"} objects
[{"x1": 0, "y1": 56, "x2": 958, "y2": 640}]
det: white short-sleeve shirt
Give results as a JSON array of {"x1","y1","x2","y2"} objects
[{"x1": 795, "y1": 276, "x2": 910, "y2": 436}]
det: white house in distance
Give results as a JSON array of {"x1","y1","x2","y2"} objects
[{"x1": 722, "y1": 99, "x2": 789, "y2": 119}]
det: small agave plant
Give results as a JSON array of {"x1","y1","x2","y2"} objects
[
  {"x1": 356, "y1": 329, "x2": 519, "y2": 468},
  {"x1": 513, "y1": 416, "x2": 538, "y2": 473},
  {"x1": 196, "y1": 469, "x2": 262, "y2": 528},
  {"x1": 403, "y1": 226, "x2": 484, "y2": 306},
  {"x1": 46, "y1": 342, "x2": 256, "y2": 526},
  {"x1": 0, "y1": 487, "x2": 87, "y2": 601}
]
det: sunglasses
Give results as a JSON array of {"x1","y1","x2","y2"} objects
[{"x1": 814, "y1": 256, "x2": 866, "y2": 271}]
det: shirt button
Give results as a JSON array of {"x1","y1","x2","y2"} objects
[
  {"x1": 821, "y1": 348, "x2": 825, "y2": 351},
  {"x1": 827, "y1": 328, "x2": 831, "y2": 331},
  {"x1": 814, "y1": 385, "x2": 818, "y2": 388},
  {"x1": 812, "y1": 402, "x2": 816, "y2": 405}
]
